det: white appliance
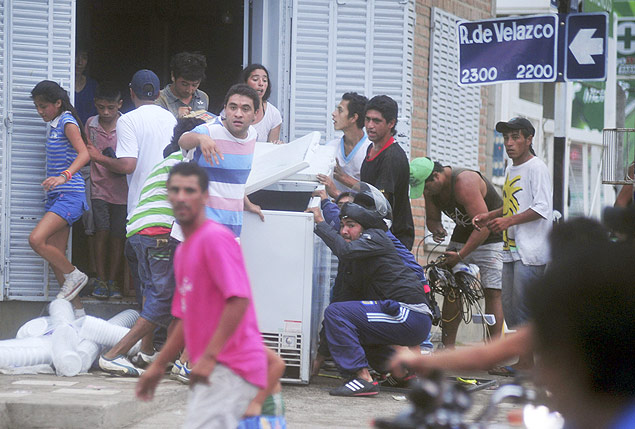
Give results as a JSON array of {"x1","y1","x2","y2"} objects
[{"x1": 241, "y1": 133, "x2": 334, "y2": 384}]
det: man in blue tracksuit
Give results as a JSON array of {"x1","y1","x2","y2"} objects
[{"x1": 307, "y1": 183, "x2": 432, "y2": 397}]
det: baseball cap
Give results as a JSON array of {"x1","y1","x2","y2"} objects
[
  {"x1": 409, "y1": 157, "x2": 434, "y2": 199},
  {"x1": 495, "y1": 117, "x2": 535, "y2": 136},
  {"x1": 129, "y1": 69, "x2": 160, "y2": 100}
]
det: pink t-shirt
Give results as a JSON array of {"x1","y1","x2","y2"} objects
[
  {"x1": 87, "y1": 115, "x2": 128, "y2": 205},
  {"x1": 172, "y1": 220, "x2": 267, "y2": 389}
]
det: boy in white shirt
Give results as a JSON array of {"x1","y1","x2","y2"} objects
[{"x1": 473, "y1": 117, "x2": 552, "y2": 373}]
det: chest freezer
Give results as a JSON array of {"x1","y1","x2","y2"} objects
[{"x1": 241, "y1": 133, "x2": 335, "y2": 384}]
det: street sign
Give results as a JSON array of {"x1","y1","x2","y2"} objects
[
  {"x1": 457, "y1": 15, "x2": 559, "y2": 86},
  {"x1": 565, "y1": 13, "x2": 608, "y2": 81}
]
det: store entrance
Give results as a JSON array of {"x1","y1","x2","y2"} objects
[
  {"x1": 72, "y1": 0, "x2": 246, "y2": 288},
  {"x1": 76, "y1": 0, "x2": 245, "y2": 114}
]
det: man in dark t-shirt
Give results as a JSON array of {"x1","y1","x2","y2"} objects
[
  {"x1": 410, "y1": 157, "x2": 504, "y2": 347},
  {"x1": 360, "y1": 95, "x2": 414, "y2": 250}
]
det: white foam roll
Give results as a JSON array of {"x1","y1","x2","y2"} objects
[
  {"x1": 0, "y1": 346, "x2": 53, "y2": 368},
  {"x1": 49, "y1": 299, "x2": 75, "y2": 327},
  {"x1": 51, "y1": 325, "x2": 81, "y2": 377},
  {"x1": 78, "y1": 316, "x2": 130, "y2": 347},
  {"x1": 16, "y1": 317, "x2": 52, "y2": 339},
  {"x1": 0, "y1": 337, "x2": 52, "y2": 368},
  {"x1": 0, "y1": 337, "x2": 52, "y2": 349},
  {"x1": 108, "y1": 309, "x2": 140, "y2": 328},
  {"x1": 77, "y1": 339, "x2": 101, "y2": 373}
]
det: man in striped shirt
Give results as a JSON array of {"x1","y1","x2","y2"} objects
[
  {"x1": 98, "y1": 118, "x2": 204, "y2": 376},
  {"x1": 179, "y1": 84, "x2": 263, "y2": 237}
]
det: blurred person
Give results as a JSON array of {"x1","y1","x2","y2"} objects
[{"x1": 136, "y1": 162, "x2": 267, "y2": 428}]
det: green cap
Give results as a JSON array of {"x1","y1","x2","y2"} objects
[{"x1": 409, "y1": 157, "x2": 434, "y2": 199}]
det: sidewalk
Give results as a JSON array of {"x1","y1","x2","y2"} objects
[{"x1": 0, "y1": 368, "x2": 518, "y2": 428}]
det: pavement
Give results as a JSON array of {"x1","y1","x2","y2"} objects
[{"x1": 0, "y1": 368, "x2": 523, "y2": 428}]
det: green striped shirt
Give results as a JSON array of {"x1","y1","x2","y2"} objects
[{"x1": 126, "y1": 152, "x2": 183, "y2": 237}]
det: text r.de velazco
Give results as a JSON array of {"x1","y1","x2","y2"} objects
[{"x1": 459, "y1": 21, "x2": 555, "y2": 45}]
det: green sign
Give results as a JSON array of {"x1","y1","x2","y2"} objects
[{"x1": 572, "y1": 81, "x2": 606, "y2": 130}]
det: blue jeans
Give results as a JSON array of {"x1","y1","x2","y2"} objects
[
  {"x1": 502, "y1": 260, "x2": 546, "y2": 328},
  {"x1": 125, "y1": 234, "x2": 178, "y2": 328}
]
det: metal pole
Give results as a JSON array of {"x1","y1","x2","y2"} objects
[{"x1": 553, "y1": 0, "x2": 570, "y2": 216}]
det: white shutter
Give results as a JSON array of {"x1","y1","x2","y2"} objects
[
  {"x1": 427, "y1": 8, "x2": 481, "y2": 245},
  {"x1": 289, "y1": 0, "x2": 332, "y2": 141},
  {"x1": 370, "y1": 0, "x2": 414, "y2": 157},
  {"x1": 428, "y1": 7, "x2": 480, "y2": 168},
  {"x1": 0, "y1": 0, "x2": 6, "y2": 299},
  {"x1": 289, "y1": 0, "x2": 414, "y2": 156},
  {"x1": 2, "y1": 0, "x2": 75, "y2": 301}
]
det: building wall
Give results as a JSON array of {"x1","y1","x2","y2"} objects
[{"x1": 410, "y1": 0, "x2": 495, "y2": 254}]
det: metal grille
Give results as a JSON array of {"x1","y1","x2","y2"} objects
[
  {"x1": 426, "y1": 7, "x2": 481, "y2": 245},
  {"x1": 261, "y1": 331, "x2": 304, "y2": 383},
  {"x1": 602, "y1": 128, "x2": 635, "y2": 185}
]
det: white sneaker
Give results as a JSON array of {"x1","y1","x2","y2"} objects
[
  {"x1": 131, "y1": 350, "x2": 159, "y2": 369},
  {"x1": 57, "y1": 268, "x2": 88, "y2": 301},
  {"x1": 99, "y1": 354, "x2": 145, "y2": 377}
]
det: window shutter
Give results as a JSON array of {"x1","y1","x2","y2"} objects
[
  {"x1": 2, "y1": 0, "x2": 75, "y2": 300},
  {"x1": 289, "y1": 0, "x2": 414, "y2": 156},
  {"x1": 427, "y1": 8, "x2": 481, "y2": 245}
]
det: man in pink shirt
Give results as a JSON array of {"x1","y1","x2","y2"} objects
[{"x1": 136, "y1": 162, "x2": 267, "y2": 428}]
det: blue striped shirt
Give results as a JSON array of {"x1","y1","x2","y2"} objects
[
  {"x1": 46, "y1": 112, "x2": 85, "y2": 195},
  {"x1": 188, "y1": 122, "x2": 256, "y2": 237}
]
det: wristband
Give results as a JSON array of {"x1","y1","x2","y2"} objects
[
  {"x1": 60, "y1": 170, "x2": 72, "y2": 182},
  {"x1": 457, "y1": 250, "x2": 465, "y2": 262}
]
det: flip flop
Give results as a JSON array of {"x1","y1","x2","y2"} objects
[{"x1": 488, "y1": 365, "x2": 517, "y2": 377}]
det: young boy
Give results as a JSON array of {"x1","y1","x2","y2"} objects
[
  {"x1": 85, "y1": 82, "x2": 128, "y2": 298},
  {"x1": 136, "y1": 162, "x2": 267, "y2": 427}
]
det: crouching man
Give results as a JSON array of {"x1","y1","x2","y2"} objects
[
  {"x1": 307, "y1": 183, "x2": 432, "y2": 397},
  {"x1": 136, "y1": 162, "x2": 267, "y2": 428}
]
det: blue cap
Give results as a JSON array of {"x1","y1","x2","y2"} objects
[{"x1": 129, "y1": 69, "x2": 160, "y2": 100}]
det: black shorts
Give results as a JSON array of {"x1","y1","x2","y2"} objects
[{"x1": 91, "y1": 198, "x2": 127, "y2": 237}]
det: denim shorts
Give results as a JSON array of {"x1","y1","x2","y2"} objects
[
  {"x1": 45, "y1": 192, "x2": 89, "y2": 226},
  {"x1": 125, "y1": 233, "x2": 178, "y2": 328},
  {"x1": 92, "y1": 198, "x2": 127, "y2": 237}
]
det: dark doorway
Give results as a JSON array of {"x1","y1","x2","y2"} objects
[
  {"x1": 72, "y1": 0, "x2": 246, "y2": 284},
  {"x1": 77, "y1": 0, "x2": 245, "y2": 114}
]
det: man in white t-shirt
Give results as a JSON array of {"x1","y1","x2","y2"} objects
[
  {"x1": 98, "y1": 69, "x2": 177, "y2": 215},
  {"x1": 473, "y1": 117, "x2": 552, "y2": 373},
  {"x1": 318, "y1": 92, "x2": 370, "y2": 198}
]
